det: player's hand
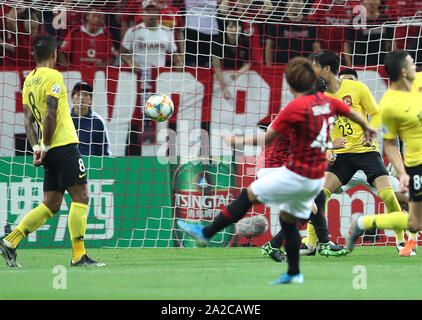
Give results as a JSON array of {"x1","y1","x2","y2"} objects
[
  {"x1": 363, "y1": 125, "x2": 377, "y2": 144},
  {"x1": 33, "y1": 149, "x2": 46, "y2": 167},
  {"x1": 332, "y1": 137, "x2": 346, "y2": 149},
  {"x1": 326, "y1": 150, "x2": 336, "y2": 165},
  {"x1": 361, "y1": 135, "x2": 372, "y2": 147},
  {"x1": 230, "y1": 72, "x2": 239, "y2": 81},
  {"x1": 398, "y1": 172, "x2": 410, "y2": 193},
  {"x1": 222, "y1": 87, "x2": 231, "y2": 100}
]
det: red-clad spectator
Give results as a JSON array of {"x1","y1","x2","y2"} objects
[
  {"x1": 3, "y1": 8, "x2": 43, "y2": 69},
  {"x1": 59, "y1": 9, "x2": 115, "y2": 68},
  {"x1": 121, "y1": 0, "x2": 142, "y2": 35},
  {"x1": 386, "y1": 0, "x2": 422, "y2": 50},
  {"x1": 218, "y1": 0, "x2": 274, "y2": 65},
  {"x1": 152, "y1": 0, "x2": 185, "y2": 55},
  {"x1": 0, "y1": 5, "x2": 17, "y2": 65},
  {"x1": 309, "y1": 0, "x2": 359, "y2": 56}
]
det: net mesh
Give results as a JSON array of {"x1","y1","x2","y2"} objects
[{"x1": 0, "y1": 0, "x2": 419, "y2": 248}]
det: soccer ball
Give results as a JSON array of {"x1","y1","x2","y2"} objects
[
  {"x1": 236, "y1": 215, "x2": 268, "y2": 238},
  {"x1": 145, "y1": 93, "x2": 174, "y2": 122}
]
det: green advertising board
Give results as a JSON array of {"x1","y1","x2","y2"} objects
[{"x1": 0, "y1": 157, "x2": 173, "y2": 248}]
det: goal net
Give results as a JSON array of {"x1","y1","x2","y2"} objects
[{"x1": 0, "y1": 0, "x2": 418, "y2": 249}]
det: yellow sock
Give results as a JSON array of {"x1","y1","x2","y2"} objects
[
  {"x1": 71, "y1": 240, "x2": 86, "y2": 263},
  {"x1": 362, "y1": 215, "x2": 376, "y2": 230},
  {"x1": 323, "y1": 187, "x2": 331, "y2": 214},
  {"x1": 306, "y1": 222, "x2": 318, "y2": 247},
  {"x1": 378, "y1": 187, "x2": 402, "y2": 213},
  {"x1": 68, "y1": 202, "x2": 88, "y2": 263},
  {"x1": 378, "y1": 187, "x2": 405, "y2": 242},
  {"x1": 4, "y1": 229, "x2": 25, "y2": 249},
  {"x1": 5, "y1": 203, "x2": 53, "y2": 248},
  {"x1": 371, "y1": 212, "x2": 409, "y2": 230}
]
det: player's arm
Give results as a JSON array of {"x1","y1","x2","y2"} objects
[
  {"x1": 120, "y1": 46, "x2": 134, "y2": 66},
  {"x1": 383, "y1": 138, "x2": 409, "y2": 192},
  {"x1": 33, "y1": 95, "x2": 58, "y2": 167},
  {"x1": 346, "y1": 109, "x2": 377, "y2": 142},
  {"x1": 23, "y1": 104, "x2": 40, "y2": 149},
  {"x1": 358, "y1": 82, "x2": 380, "y2": 146},
  {"x1": 332, "y1": 98, "x2": 377, "y2": 142},
  {"x1": 43, "y1": 95, "x2": 58, "y2": 147},
  {"x1": 224, "y1": 128, "x2": 280, "y2": 148}
]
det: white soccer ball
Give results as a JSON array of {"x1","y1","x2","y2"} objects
[
  {"x1": 145, "y1": 93, "x2": 174, "y2": 122},
  {"x1": 235, "y1": 215, "x2": 268, "y2": 238}
]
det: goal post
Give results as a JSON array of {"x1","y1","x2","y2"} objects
[{"x1": 0, "y1": 0, "x2": 419, "y2": 249}]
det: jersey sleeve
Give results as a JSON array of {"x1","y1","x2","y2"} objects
[
  {"x1": 270, "y1": 102, "x2": 296, "y2": 135},
  {"x1": 60, "y1": 27, "x2": 74, "y2": 54},
  {"x1": 44, "y1": 70, "x2": 64, "y2": 100},
  {"x1": 359, "y1": 81, "x2": 379, "y2": 116},
  {"x1": 330, "y1": 97, "x2": 351, "y2": 116},
  {"x1": 22, "y1": 81, "x2": 28, "y2": 105},
  {"x1": 380, "y1": 104, "x2": 398, "y2": 140}
]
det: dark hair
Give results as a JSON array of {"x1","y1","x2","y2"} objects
[
  {"x1": 311, "y1": 50, "x2": 341, "y2": 75},
  {"x1": 72, "y1": 81, "x2": 93, "y2": 96},
  {"x1": 285, "y1": 57, "x2": 317, "y2": 93},
  {"x1": 384, "y1": 50, "x2": 411, "y2": 82},
  {"x1": 33, "y1": 34, "x2": 57, "y2": 63},
  {"x1": 338, "y1": 68, "x2": 358, "y2": 79}
]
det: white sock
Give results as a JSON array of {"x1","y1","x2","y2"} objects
[{"x1": 357, "y1": 216, "x2": 365, "y2": 230}]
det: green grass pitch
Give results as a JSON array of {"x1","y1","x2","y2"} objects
[{"x1": 0, "y1": 246, "x2": 420, "y2": 300}]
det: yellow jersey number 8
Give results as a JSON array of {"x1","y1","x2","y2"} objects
[{"x1": 28, "y1": 91, "x2": 42, "y2": 123}]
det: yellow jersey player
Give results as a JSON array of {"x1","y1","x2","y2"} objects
[
  {"x1": 347, "y1": 51, "x2": 422, "y2": 256},
  {"x1": 307, "y1": 50, "x2": 407, "y2": 255},
  {"x1": 0, "y1": 34, "x2": 105, "y2": 267}
]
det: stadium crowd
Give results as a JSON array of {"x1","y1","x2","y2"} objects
[{"x1": 1, "y1": 0, "x2": 422, "y2": 69}]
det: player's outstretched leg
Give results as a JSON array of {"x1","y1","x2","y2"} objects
[
  {"x1": 346, "y1": 211, "x2": 411, "y2": 254},
  {"x1": 178, "y1": 188, "x2": 255, "y2": 246},
  {"x1": 0, "y1": 202, "x2": 54, "y2": 267},
  {"x1": 345, "y1": 213, "x2": 365, "y2": 252},
  {"x1": 176, "y1": 220, "x2": 210, "y2": 246}
]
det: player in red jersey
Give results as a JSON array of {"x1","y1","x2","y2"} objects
[
  {"x1": 59, "y1": 9, "x2": 115, "y2": 68},
  {"x1": 178, "y1": 57, "x2": 376, "y2": 284}
]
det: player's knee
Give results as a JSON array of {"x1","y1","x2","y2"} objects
[
  {"x1": 68, "y1": 184, "x2": 89, "y2": 205},
  {"x1": 279, "y1": 210, "x2": 297, "y2": 224},
  {"x1": 43, "y1": 202, "x2": 61, "y2": 214}
]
